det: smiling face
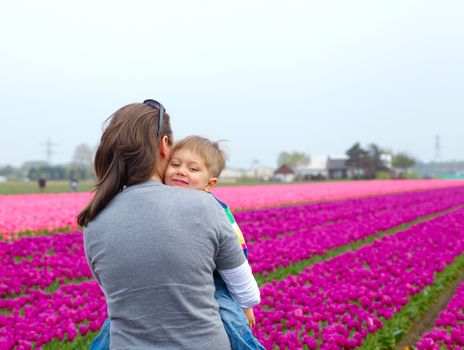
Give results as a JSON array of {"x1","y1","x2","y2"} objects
[{"x1": 164, "y1": 148, "x2": 217, "y2": 191}]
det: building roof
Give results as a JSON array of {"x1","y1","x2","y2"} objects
[{"x1": 274, "y1": 164, "x2": 295, "y2": 175}]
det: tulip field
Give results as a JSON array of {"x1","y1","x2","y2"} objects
[{"x1": 1, "y1": 180, "x2": 464, "y2": 349}]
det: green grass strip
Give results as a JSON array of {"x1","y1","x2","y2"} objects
[
  {"x1": 360, "y1": 254, "x2": 464, "y2": 350},
  {"x1": 1, "y1": 277, "x2": 91, "y2": 299},
  {"x1": 1, "y1": 226, "x2": 73, "y2": 242},
  {"x1": 255, "y1": 205, "x2": 462, "y2": 286},
  {"x1": 42, "y1": 278, "x2": 91, "y2": 294},
  {"x1": 41, "y1": 329, "x2": 100, "y2": 350},
  {"x1": 0, "y1": 180, "x2": 96, "y2": 195}
]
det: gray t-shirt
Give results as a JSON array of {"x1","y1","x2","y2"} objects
[{"x1": 83, "y1": 180, "x2": 246, "y2": 349}]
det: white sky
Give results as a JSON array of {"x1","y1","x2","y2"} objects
[{"x1": 1, "y1": 0, "x2": 463, "y2": 168}]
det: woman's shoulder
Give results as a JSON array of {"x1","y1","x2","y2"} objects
[
  {"x1": 112, "y1": 181, "x2": 223, "y2": 222},
  {"x1": 168, "y1": 186, "x2": 221, "y2": 208}
]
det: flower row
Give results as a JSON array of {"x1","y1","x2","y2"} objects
[
  {"x1": 0, "y1": 193, "x2": 91, "y2": 241},
  {"x1": 252, "y1": 207, "x2": 464, "y2": 349},
  {"x1": 2, "y1": 180, "x2": 464, "y2": 239},
  {"x1": 0, "y1": 233, "x2": 91, "y2": 298},
  {"x1": 236, "y1": 185, "x2": 464, "y2": 243},
  {"x1": 416, "y1": 282, "x2": 464, "y2": 349},
  {"x1": 0, "y1": 282, "x2": 106, "y2": 349},
  {"x1": 214, "y1": 179, "x2": 464, "y2": 210},
  {"x1": 246, "y1": 186, "x2": 464, "y2": 273}
]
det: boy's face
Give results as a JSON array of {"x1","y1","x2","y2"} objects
[{"x1": 164, "y1": 148, "x2": 218, "y2": 191}]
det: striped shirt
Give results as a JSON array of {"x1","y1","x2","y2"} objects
[{"x1": 212, "y1": 194, "x2": 248, "y2": 259}]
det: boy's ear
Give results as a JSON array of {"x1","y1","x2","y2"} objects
[{"x1": 205, "y1": 177, "x2": 219, "y2": 192}]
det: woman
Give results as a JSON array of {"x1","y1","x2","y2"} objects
[{"x1": 78, "y1": 100, "x2": 260, "y2": 349}]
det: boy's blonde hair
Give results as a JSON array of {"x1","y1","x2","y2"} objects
[{"x1": 171, "y1": 135, "x2": 227, "y2": 178}]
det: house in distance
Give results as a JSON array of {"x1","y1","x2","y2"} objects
[{"x1": 273, "y1": 164, "x2": 296, "y2": 182}]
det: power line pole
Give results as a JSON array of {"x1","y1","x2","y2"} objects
[
  {"x1": 42, "y1": 138, "x2": 57, "y2": 164},
  {"x1": 434, "y1": 134, "x2": 441, "y2": 163}
]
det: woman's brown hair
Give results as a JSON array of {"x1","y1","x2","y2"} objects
[{"x1": 77, "y1": 102, "x2": 173, "y2": 227}]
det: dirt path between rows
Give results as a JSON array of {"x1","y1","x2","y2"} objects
[{"x1": 396, "y1": 268, "x2": 464, "y2": 349}]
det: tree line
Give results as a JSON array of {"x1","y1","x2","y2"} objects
[
  {"x1": 277, "y1": 142, "x2": 416, "y2": 179},
  {"x1": 0, "y1": 144, "x2": 95, "y2": 181},
  {"x1": 1, "y1": 141, "x2": 418, "y2": 182}
]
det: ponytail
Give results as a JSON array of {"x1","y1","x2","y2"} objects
[{"x1": 77, "y1": 103, "x2": 172, "y2": 227}]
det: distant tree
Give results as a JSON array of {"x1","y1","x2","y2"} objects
[
  {"x1": 28, "y1": 168, "x2": 40, "y2": 181},
  {"x1": 0, "y1": 165, "x2": 15, "y2": 177},
  {"x1": 364, "y1": 143, "x2": 389, "y2": 179},
  {"x1": 27, "y1": 165, "x2": 67, "y2": 180},
  {"x1": 71, "y1": 144, "x2": 94, "y2": 179},
  {"x1": 21, "y1": 160, "x2": 49, "y2": 173},
  {"x1": 346, "y1": 142, "x2": 389, "y2": 179},
  {"x1": 72, "y1": 144, "x2": 94, "y2": 168},
  {"x1": 345, "y1": 143, "x2": 368, "y2": 178},
  {"x1": 0, "y1": 165, "x2": 25, "y2": 180},
  {"x1": 392, "y1": 153, "x2": 416, "y2": 172},
  {"x1": 277, "y1": 151, "x2": 310, "y2": 169}
]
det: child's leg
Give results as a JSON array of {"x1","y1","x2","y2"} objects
[
  {"x1": 214, "y1": 280, "x2": 265, "y2": 350},
  {"x1": 90, "y1": 317, "x2": 110, "y2": 350}
]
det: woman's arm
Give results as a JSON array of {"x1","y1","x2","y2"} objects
[{"x1": 217, "y1": 261, "x2": 260, "y2": 309}]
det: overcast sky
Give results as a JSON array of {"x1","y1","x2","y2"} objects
[{"x1": 1, "y1": 0, "x2": 463, "y2": 168}]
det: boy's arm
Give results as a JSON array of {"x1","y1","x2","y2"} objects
[
  {"x1": 224, "y1": 207, "x2": 257, "y2": 326},
  {"x1": 244, "y1": 308, "x2": 256, "y2": 328},
  {"x1": 217, "y1": 261, "x2": 260, "y2": 309},
  {"x1": 211, "y1": 197, "x2": 260, "y2": 309}
]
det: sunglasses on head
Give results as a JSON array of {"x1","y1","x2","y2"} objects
[{"x1": 143, "y1": 99, "x2": 166, "y2": 138}]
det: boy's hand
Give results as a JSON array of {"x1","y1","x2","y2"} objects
[{"x1": 244, "y1": 307, "x2": 256, "y2": 328}]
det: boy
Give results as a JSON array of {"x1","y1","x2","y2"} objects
[{"x1": 91, "y1": 136, "x2": 264, "y2": 350}]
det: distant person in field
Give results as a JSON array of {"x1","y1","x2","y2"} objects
[
  {"x1": 91, "y1": 135, "x2": 265, "y2": 350},
  {"x1": 78, "y1": 100, "x2": 260, "y2": 350},
  {"x1": 69, "y1": 177, "x2": 78, "y2": 192},
  {"x1": 38, "y1": 177, "x2": 46, "y2": 192}
]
